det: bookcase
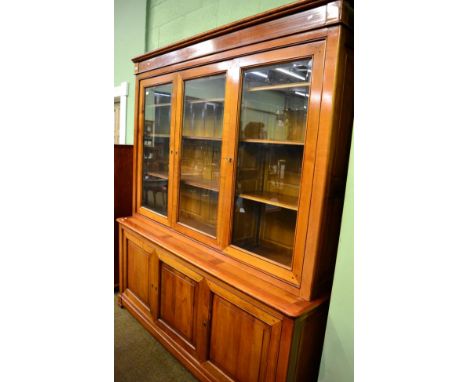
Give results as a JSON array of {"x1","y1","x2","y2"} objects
[{"x1": 118, "y1": 1, "x2": 353, "y2": 381}]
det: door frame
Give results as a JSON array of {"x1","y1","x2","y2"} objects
[{"x1": 114, "y1": 81, "x2": 128, "y2": 144}]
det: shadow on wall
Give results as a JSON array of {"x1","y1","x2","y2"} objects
[{"x1": 318, "y1": 320, "x2": 353, "y2": 382}]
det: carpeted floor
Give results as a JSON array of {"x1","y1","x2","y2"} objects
[{"x1": 114, "y1": 294, "x2": 197, "y2": 382}]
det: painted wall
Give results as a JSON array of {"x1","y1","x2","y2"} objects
[
  {"x1": 114, "y1": 0, "x2": 147, "y2": 144},
  {"x1": 115, "y1": 1, "x2": 354, "y2": 380},
  {"x1": 146, "y1": 0, "x2": 296, "y2": 51},
  {"x1": 318, "y1": 136, "x2": 354, "y2": 382}
]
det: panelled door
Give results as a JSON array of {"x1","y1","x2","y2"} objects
[
  {"x1": 154, "y1": 248, "x2": 211, "y2": 359},
  {"x1": 120, "y1": 229, "x2": 158, "y2": 321},
  {"x1": 203, "y1": 281, "x2": 283, "y2": 382},
  {"x1": 222, "y1": 42, "x2": 326, "y2": 287}
]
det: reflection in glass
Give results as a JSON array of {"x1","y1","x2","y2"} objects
[
  {"x1": 178, "y1": 75, "x2": 226, "y2": 236},
  {"x1": 240, "y1": 59, "x2": 312, "y2": 143},
  {"x1": 232, "y1": 59, "x2": 313, "y2": 266},
  {"x1": 142, "y1": 83, "x2": 172, "y2": 216}
]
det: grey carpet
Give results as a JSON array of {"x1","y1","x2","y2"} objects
[{"x1": 114, "y1": 294, "x2": 198, "y2": 382}]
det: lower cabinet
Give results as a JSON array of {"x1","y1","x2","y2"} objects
[
  {"x1": 156, "y1": 251, "x2": 210, "y2": 360},
  {"x1": 120, "y1": 229, "x2": 158, "y2": 321},
  {"x1": 204, "y1": 282, "x2": 283, "y2": 382},
  {"x1": 119, "y1": 226, "x2": 326, "y2": 382}
]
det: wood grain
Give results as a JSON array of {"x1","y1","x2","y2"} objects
[
  {"x1": 160, "y1": 264, "x2": 197, "y2": 343},
  {"x1": 119, "y1": 216, "x2": 328, "y2": 317},
  {"x1": 209, "y1": 295, "x2": 268, "y2": 381},
  {"x1": 118, "y1": 1, "x2": 354, "y2": 380},
  {"x1": 133, "y1": 1, "x2": 351, "y2": 74}
]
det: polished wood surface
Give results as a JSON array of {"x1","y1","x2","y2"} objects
[
  {"x1": 209, "y1": 296, "x2": 273, "y2": 381},
  {"x1": 118, "y1": 224, "x2": 329, "y2": 381},
  {"x1": 120, "y1": 1, "x2": 353, "y2": 380},
  {"x1": 300, "y1": 25, "x2": 354, "y2": 300},
  {"x1": 120, "y1": 229, "x2": 157, "y2": 321},
  {"x1": 132, "y1": 0, "x2": 351, "y2": 74},
  {"x1": 287, "y1": 303, "x2": 330, "y2": 381},
  {"x1": 114, "y1": 144, "x2": 133, "y2": 288},
  {"x1": 160, "y1": 264, "x2": 198, "y2": 343},
  {"x1": 119, "y1": 215, "x2": 327, "y2": 318}
]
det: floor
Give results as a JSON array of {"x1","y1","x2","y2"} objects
[{"x1": 114, "y1": 294, "x2": 197, "y2": 382}]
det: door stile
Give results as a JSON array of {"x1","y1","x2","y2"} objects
[
  {"x1": 170, "y1": 74, "x2": 184, "y2": 227},
  {"x1": 218, "y1": 61, "x2": 242, "y2": 249}
]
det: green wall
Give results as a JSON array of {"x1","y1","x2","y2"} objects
[
  {"x1": 115, "y1": 1, "x2": 353, "y2": 380},
  {"x1": 146, "y1": 0, "x2": 296, "y2": 51},
  {"x1": 114, "y1": 0, "x2": 147, "y2": 144},
  {"x1": 318, "y1": 136, "x2": 353, "y2": 382}
]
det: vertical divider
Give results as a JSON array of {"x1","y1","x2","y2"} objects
[
  {"x1": 150, "y1": 248, "x2": 160, "y2": 321},
  {"x1": 170, "y1": 74, "x2": 184, "y2": 227},
  {"x1": 136, "y1": 80, "x2": 145, "y2": 215},
  {"x1": 218, "y1": 60, "x2": 242, "y2": 249}
]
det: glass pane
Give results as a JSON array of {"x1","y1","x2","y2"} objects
[
  {"x1": 240, "y1": 59, "x2": 312, "y2": 143},
  {"x1": 232, "y1": 59, "x2": 313, "y2": 267},
  {"x1": 178, "y1": 74, "x2": 226, "y2": 236},
  {"x1": 142, "y1": 83, "x2": 172, "y2": 216}
]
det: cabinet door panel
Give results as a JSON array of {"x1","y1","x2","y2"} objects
[
  {"x1": 210, "y1": 296, "x2": 268, "y2": 382},
  {"x1": 206, "y1": 283, "x2": 283, "y2": 382},
  {"x1": 156, "y1": 254, "x2": 210, "y2": 359},
  {"x1": 127, "y1": 240, "x2": 150, "y2": 305},
  {"x1": 160, "y1": 263, "x2": 198, "y2": 343},
  {"x1": 122, "y1": 230, "x2": 157, "y2": 320}
]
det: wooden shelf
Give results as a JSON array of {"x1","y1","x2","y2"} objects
[
  {"x1": 243, "y1": 106, "x2": 278, "y2": 116},
  {"x1": 238, "y1": 191, "x2": 298, "y2": 211},
  {"x1": 240, "y1": 138, "x2": 304, "y2": 146},
  {"x1": 247, "y1": 82, "x2": 309, "y2": 92},
  {"x1": 182, "y1": 135, "x2": 222, "y2": 141},
  {"x1": 233, "y1": 243, "x2": 292, "y2": 267},
  {"x1": 178, "y1": 215, "x2": 216, "y2": 237},
  {"x1": 145, "y1": 133, "x2": 170, "y2": 138},
  {"x1": 146, "y1": 103, "x2": 171, "y2": 108},
  {"x1": 181, "y1": 175, "x2": 219, "y2": 192},
  {"x1": 147, "y1": 171, "x2": 169, "y2": 180},
  {"x1": 187, "y1": 98, "x2": 224, "y2": 104}
]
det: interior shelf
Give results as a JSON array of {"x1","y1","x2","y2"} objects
[
  {"x1": 243, "y1": 106, "x2": 278, "y2": 116},
  {"x1": 147, "y1": 171, "x2": 169, "y2": 180},
  {"x1": 181, "y1": 175, "x2": 219, "y2": 192},
  {"x1": 238, "y1": 191, "x2": 298, "y2": 211},
  {"x1": 182, "y1": 136, "x2": 222, "y2": 141},
  {"x1": 146, "y1": 103, "x2": 172, "y2": 108},
  {"x1": 233, "y1": 243, "x2": 292, "y2": 267},
  {"x1": 187, "y1": 98, "x2": 224, "y2": 104},
  {"x1": 178, "y1": 216, "x2": 216, "y2": 237},
  {"x1": 247, "y1": 82, "x2": 310, "y2": 92},
  {"x1": 145, "y1": 133, "x2": 170, "y2": 138},
  {"x1": 240, "y1": 138, "x2": 304, "y2": 146}
]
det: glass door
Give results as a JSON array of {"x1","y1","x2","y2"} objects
[
  {"x1": 137, "y1": 74, "x2": 177, "y2": 225},
  {"x1": 173, "y1": 63, "x2": 231, "y2": 245},
  {"x1": 224, "y1": 43, "x2": 326, "y2": 284},
  {"x1": 232, "y1": 59, "x2": 311, "y2": 266}
]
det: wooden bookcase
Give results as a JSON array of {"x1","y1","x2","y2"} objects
[{"x1": 118, "y1": 1, "x2": 353, "y2": 381}]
